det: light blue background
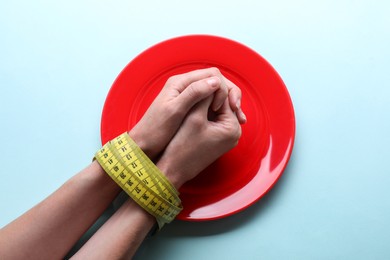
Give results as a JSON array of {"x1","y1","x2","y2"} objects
[{"x1": 1, "y1": 1, "x2": 390, "y2": 259}]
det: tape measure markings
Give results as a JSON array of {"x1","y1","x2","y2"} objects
[
  {"x1": 111, "y1": 139, "x2": 175, "y2": 203},
  {"x1": 122, "y1": 134, "x2": 180, "y2": 203},
  {"x1": 96, "y1": 149, "x2": 181, "y2": 224},
  {"x1": 112, "y1": 134, "x2": 180, "y2": 205},
  {"x1": 95, "y1": 133, "x2": 182, "y2": 228}
]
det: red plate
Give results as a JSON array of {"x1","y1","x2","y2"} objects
[{"x1": 101, "y1": 35, "x2": 295, "y2": 221}]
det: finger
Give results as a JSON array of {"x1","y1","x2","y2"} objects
[
  {"x1": 215, "y1": 99, "x2": 242, "y2": 143},
  {"x1": 236, "y1": 108, "x2": 247, "y2": 124},
  {"x1": 231, "y1": 97, "x2": 246, "y2": 124},
  {"x1": 224, "y1": 76, "x2": 247, "y2": 124},
  {"x1": 167, "y1": 67, "x2": 224, "y2": 92},
  {"x1": 224, "y1": 76, "x2": 242, "y2": 111},
  {"x1": 217, "y1": 99, "x2": 235, "y2": 117},
  {"x1": 210, "y1": 77, "x2": 228, "y2": 111},
  {"x1": 176, "y1": 76, "x2": 220, "y2": 112},
  {"x1": 185, "y1": 95, "x2": 214, "y2": 126},
  {"x1": 197, "y1": 95, "x2": 214, "y2": 114},
  {"x1": 212, "y1": 99, "x2": 238, "y2": 125}
]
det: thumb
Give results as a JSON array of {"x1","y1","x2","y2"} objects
[
  {"x1": 195, "y1": 94, "x2": 214, "y2": 115},
  {"x1": 176, "y1": 77, "x2": 220, "y2": 112},
  {"x1": 187, "y1": 95, "x2": 215, "y2": 124}
]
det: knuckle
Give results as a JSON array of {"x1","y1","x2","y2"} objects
[
  {"x1": 221, "y1": 83, "x2": 229, "y2": 95},
  {"x1": 187, "y1": 114, "x2": 204, "y2": 128},
  {"x1": 234, "y1": 86, "x2": 242, "y2": 96},
  {"x1": 165, "y1": 102, "x2": 185, "y2": 119},
  {"x1": 234, "y1": 126, "x2": 242, "y2": 142},
  {"x1": 208, "y1": 67, "x2": 221, "y2": 76},
  {"x1": 225, "y1": 124, "x2": 242, "y2": 147},
  {"x1": 167, "y1": 75, "x2": 179, "y2": 83},
  {"x1": 165, "y1": 75, "x2": 181, "y2": 89},
  {"x1": 208, "y1": 67, "x2": 222, "y2": 77}
]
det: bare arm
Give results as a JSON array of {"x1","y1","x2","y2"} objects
[
  {"x1": 0, "y1": 68, "x2": 245, "y2": 259},
  {"x1": 73, "y1": 96, "x2": 242, "y2": 259},
  {"x1": 0, "y1": 161, "x2": 120, "y2": 259},
  {"x1": 70, "y1": 195, "x2": 156, "y2": 259}
]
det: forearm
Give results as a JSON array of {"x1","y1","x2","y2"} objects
[
  {"x1": 72, "y1": 159, "x2": 182, "y2": 259},
  {"x1": 0, "y1": 127, "x2": 163, "y2": 259},
  {"x1": 0, "y1": 161, "x2": 121, "y2": 259},
  {"x1": 72, "y1": 199, "x2": 155, "y2": 259}
]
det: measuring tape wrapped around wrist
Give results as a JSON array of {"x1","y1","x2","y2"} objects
[{"x1": 94, "y1": 132, "x2": 182, "y2": 229}]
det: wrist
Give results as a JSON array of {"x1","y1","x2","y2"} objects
[
  {"x1": 128, "y1": 127, "x2": 158, "y2": 160},
  {"x1": 156, "y1": 159, "x2": 185, "y2": 190},
  {"x1": 95, "y1": 133, "x2": 181, "y2": 229},
  {"x1": 88, "y1": 161, "x2": 122, "y2": 194}
]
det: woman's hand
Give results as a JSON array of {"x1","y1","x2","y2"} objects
[
  {"x1": 156, "y1": 95, "x2": 242, "y2": 189},
  {"x1": 129, "y1": 67, "x2": 246, "y2": 159}
]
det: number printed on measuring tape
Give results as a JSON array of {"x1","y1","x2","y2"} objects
[
  {"x1": 111, "y1": 134, "x2": 180, "y2": 205},
  {"x1": 96, "y1": 144, "x2": 181, "y2": 224},
  {"x1": 94, "y1": 132, "x2": 182, "y2": 228}
]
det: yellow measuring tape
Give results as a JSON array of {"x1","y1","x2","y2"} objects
[{"x1": 95, "y1": 132, "x2": 182, "y2": 229}]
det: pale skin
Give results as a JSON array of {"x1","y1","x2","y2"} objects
[{"x1": 0, "y1": 68, "x2": 246, "y2": 259}]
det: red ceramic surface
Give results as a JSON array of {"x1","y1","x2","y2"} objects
[{"x1": 101, "y1": 35, "x2": 295, "y2": 221}]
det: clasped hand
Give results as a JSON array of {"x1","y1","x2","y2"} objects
[{"x1": 129, "y1": 67, "x2": 246, "y2": 189}]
